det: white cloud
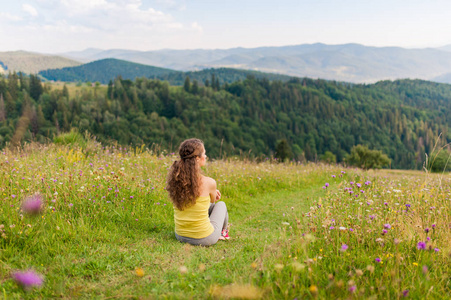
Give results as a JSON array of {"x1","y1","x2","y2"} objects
[
  {"x1": 22, "y1": 4, "x2": 39, "y2": 17},
  {"x1": 0, "y1": 12, "x2": 23, "y2": 22}
]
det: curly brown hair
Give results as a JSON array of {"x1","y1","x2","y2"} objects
[{"x1": 166, "y1": 138, "x2": 205, "y2": 210}]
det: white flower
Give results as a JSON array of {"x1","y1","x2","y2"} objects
[{"x1": 339, "y1": 227, "x2": 346, "y2": 231}]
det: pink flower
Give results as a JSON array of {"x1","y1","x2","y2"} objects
[
  {"x1": 12, "y1": 270, "x2": 44, "y2": 289},
  {"x1": 21, "y1": 194, "x2": 44, "y2": 215}
]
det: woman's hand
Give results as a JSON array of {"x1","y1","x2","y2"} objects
[{"x1": 216, "y1": 189, "x2": 221, "y2": 201}]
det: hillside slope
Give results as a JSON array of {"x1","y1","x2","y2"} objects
[
  {"x1": 39, "y1": 59, "x2": 294, "y2": 85},
  {"x1": 0, "y1": 51, "x2": 81, "y2": 74}
]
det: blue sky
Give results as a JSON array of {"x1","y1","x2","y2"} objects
[{"x1": 1, "y1": 0, "x2": 451, "y2": 53}]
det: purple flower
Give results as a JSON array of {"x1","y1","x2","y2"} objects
[
  {"x1": 384, "y1": 202, "x2": 388, "y2": 206},
  {"x1": 21, "y1": 194, "x2": 44, "y2": 215},
  {"x1": 12, "y1": 270, "x2": 44, "y2": 289},
  {"x1": 130, "y1": 196, "x2": 134, "y2": 199},
  {"x1": 329, "y1": 226, "x2": 335, "y2": 230},
  {"x1": 12, "y1": 194, "x2": 16, "y2": 198},
  {"x1": 325, "y1": 183, "x2": 329, "y2": 187},
  {"x1": 332, "y1": 175, "x2": 336, "y2": 178},
  {"x1": 417, "y1": 242, "x2": 426, "y2": 250},
  {"x1": 384, "y1": 224, "x2": 391, "y2": 229},
  {"x1": 382, "y1": 229, "x2": 388, "y2": 234},
  {"x1": 424, "y1": 228, "x2": 430, "y2": 233},
  {"x1": 356, "y1": 183, "x2": 362, "y2": 188},
  {"x1": 375, "y1": 258, "x2": 381, "y2": 263},
  {"x1": 340, "y1": 244, "x2": 349, "y2": 252},
  {"x1": 434, "y1": 248, "x2": 439, "y2": 252},
  {"x1": 432, "y1": 224, "x2": 436, "y2": 228},
  {"x1": 349, "y1": 285, "x2": 356, "y2": 293},
  {"x1": 402, "y1": 290, "x2": 409, "y2": 297},
  {"x1": 405, "y1": 204, "x2": 411, "y2": 208}
]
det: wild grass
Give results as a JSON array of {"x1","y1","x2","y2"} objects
[{"x1": 0, "y1": 143, "x2": 450, "y2": 299}]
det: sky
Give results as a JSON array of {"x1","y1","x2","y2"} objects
[{"x1": 1, "y1": 0, "x2": 451, "y2": 54}]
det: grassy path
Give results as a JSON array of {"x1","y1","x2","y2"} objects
[{"x1": 87, "y1": 184, "x2": 326, "y2": 299}]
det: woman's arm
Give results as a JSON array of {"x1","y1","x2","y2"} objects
[{"x1": 207, "y1": 177, "x2": 221, "y2": 203}]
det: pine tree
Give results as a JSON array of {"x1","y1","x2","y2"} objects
[
  {"x1": 29, "y1": 74, "x2": 43, "y2": 101},
  {"x1": 0, "y1": 94, "x2": 5, "y2": 122},
  {"x1": 184, "y1": 76, "x2": 191, "y2": 92}
]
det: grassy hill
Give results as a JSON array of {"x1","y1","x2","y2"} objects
[
  {"x1": 38, "y1": 59, "x2": 294, "y2": 85},
  {"x1": 0, "y1": 51, "x2": 81, "y2": 74}
]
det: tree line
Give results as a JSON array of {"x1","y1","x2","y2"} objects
[{"x1": 0, "y1": 71, "x2": 450, "y2": 169}]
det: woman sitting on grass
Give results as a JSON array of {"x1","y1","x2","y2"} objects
[{"x1": 166, "y1": 138, "x2": 229, "y2": 246}]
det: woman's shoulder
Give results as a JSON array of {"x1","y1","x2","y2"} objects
[{"x1": 201, "y1": 175, "x2": 216, "y2": 189}]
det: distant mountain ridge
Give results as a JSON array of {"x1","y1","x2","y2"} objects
[
  {"x1": 39, "y1": 58, "x2": 294, "y2": 85},
  {"x1": 59, "y1": 43, "x2": 451, "y2": 83},
  {"x1": 0, "y1": 51, "x2": 81, "y2": 74}
]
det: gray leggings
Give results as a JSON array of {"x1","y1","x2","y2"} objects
[{"x1": 175, "y1": 201, "x2": 228, "y2": 246}]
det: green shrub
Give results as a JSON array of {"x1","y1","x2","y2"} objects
[
  {"x1": 346, "y1": 144, "x2": 391, "y2": 170},
  {"x1": 428, "y1": 149, "x2": 451, "y2": 172}
]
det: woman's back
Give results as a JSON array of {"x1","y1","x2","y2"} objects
[{"x1": 173, "y1": 195, "x2": 214, "y2": 239}]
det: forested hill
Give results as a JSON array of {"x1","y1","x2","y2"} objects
[
  {"x1": 39, "y1": 59, "x2": 178, "y2": 84},
  {"x1": 38, "y1": 58, "x2": 293, "y2": 85},
  {"x1": 0, "y1": 74, "x2": 450, "y2": 170}
]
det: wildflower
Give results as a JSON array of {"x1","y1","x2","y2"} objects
[
  {"x1": 340, "y1": 244, "x2": 349, "y2": 252},
  {"x1": 424, "y1": 228, "x2": 430, "y2": 233},
  {"x1": 434, "y1": 248, "x2": 439, "y2": 252},
  {"x1": 325, "y1": 183, "x2": 329, "y2": 187},
  {"x1": 21, "y1": 194, "x2": 44, "y2": 215},
  {"x1": 432, "y1": 224, "x2": 436, "y2": 229},
  {"x1": 308, "y1": 285, "x2": 318, "y2": 295},
  {"x1": 332, "y1": 175, "x2": 336, "y2": 178},
  {"x1": 422, "y1": 265, "x2": 428, "y2": 274},
  {"x1": 402, "y1": 290, "x2": 409, "y2": 297},
  {"x1": 355, "y1": 269, "x2": 363, "y2": 276},
  {"x1": 375, "y1": 258, "x2": 381, "y2": 263},
  {"x1": 384, "y1": 224, "x2": 391, "y2": 229},
  {"x1": 349, "y1": 285, "x2": 356, "y2": 293},
  {"x1": 12, "y1": 270, "x2": 44, "y2": 290},
  {"x1": 135, "y1": 268, "x2": 145, "y2": 277},
  {"x1": 329, "y1": 226, "x2": 334, "y2": 230},
  {"x1": 339, "y1": 226, "x2": 346, "y2": 231},
  {"x1": 382, "y1": 229, "x2": 388, "y2": 234},
  {"x1": 417, "y1": 242, "x2": 426, "y2": 250}
]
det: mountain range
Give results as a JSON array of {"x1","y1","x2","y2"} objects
[
  {"x1": 2, "y1": 43, "x2": 451, "y2": 84},
  {"x1": 58, "y1": 43, "x2": 451, "y2": 83}
]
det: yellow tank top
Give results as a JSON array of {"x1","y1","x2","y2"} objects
[{"x1": 174, "y1": 196, "x2": 214, "y2": 239}]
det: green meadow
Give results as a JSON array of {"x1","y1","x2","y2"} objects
[{"x1": 0, "y1": 142, "x2": 450, "y2": 299}]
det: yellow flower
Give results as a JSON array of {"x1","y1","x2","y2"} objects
[
  {"x1": 135, "y1": 267, "x2": 145, "y2": 277},
  {"x1": 309, "y1": 285, "x2": 318, "y2": 294},
  {"x1": 413, "y1": 262, "x2": 418, "y2": 266}
]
